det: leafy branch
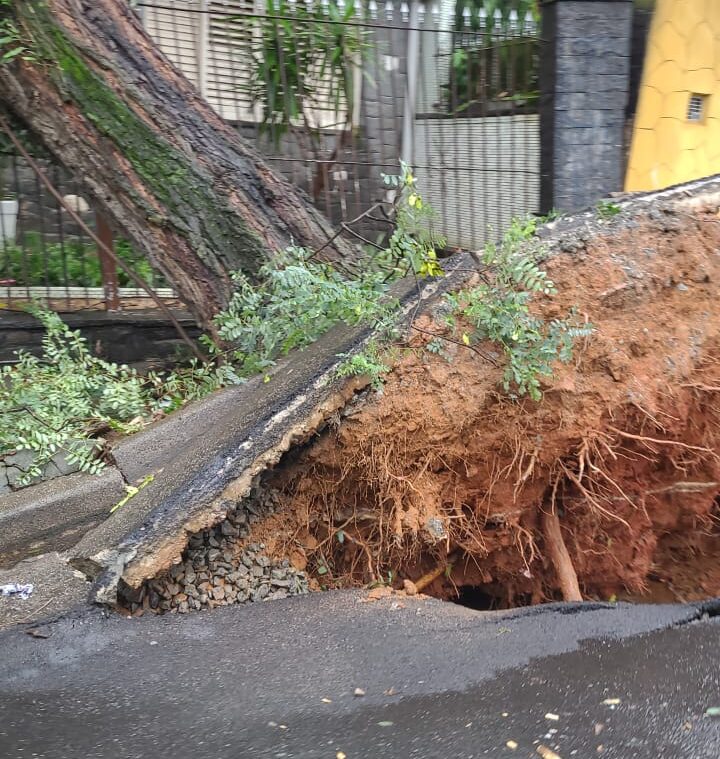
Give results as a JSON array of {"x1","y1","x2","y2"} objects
[
  {"x1": 0, "y1": 1, "x2": 36, "y2": 65},
  {"x1": 444, "y1": 217, "x2": 593, "y2": 400}
]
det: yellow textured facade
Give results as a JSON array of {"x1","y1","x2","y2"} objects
[{"x1": 625, "y1": 0, "x2": 720, "y2": 191}]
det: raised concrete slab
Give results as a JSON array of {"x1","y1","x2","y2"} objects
[
  {"x1": 0, "y1": 469, "x2": 126, "y2": 569},
  {"x1": 0, "y1": 552, "x2": 91, "y2": 632},
  {"x1": 68, "y1": 264, "x2": 470, "y2": 604}
]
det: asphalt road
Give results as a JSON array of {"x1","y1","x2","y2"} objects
[{"x1": 0, "y1": 591, "x2": 719, "y2": 758}]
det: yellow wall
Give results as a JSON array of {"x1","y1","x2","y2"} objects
[{"x1": 625, "y1": 0, "x2": 720, "y2": 191}]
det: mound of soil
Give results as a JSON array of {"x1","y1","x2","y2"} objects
[{"x1": 246, "y1": 203, "x2": 720, "y2": 607}]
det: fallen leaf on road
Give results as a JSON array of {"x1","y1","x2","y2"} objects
[
  {"x1": 26, "y1": 628, "x2": 51, "y2": 639},
  {"x1": 536, "y1": 746, "x2": 561, "y2": 759},
  {"x1": 594, "y1": 723, "x2": 604, "y2": 735},
  {"x1": 384, "y1": 687, "x2": 397, "y2": 696}
]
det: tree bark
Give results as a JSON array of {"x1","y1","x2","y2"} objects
[{"x1": 0, "y1": 0, "x2": 353, "y2": 330}]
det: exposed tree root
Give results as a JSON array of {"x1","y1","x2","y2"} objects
[
  {"x1": 541, "y1": 507, "x2": 583, "y2": 602},
  {"x1": 413, "y1": 551, "x2": 459, "y2": 593}
]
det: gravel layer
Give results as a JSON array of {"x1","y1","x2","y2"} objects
[{"x1": 123, "y1": 487, "x2": 308, "y2": 615}]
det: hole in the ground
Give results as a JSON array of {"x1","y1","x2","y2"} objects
[{"x1": 452, "y1": 585, "x2": 501, "y2": 611}]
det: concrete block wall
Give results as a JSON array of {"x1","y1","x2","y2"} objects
[{"x1": 540, "y1": 0, "x2": 634, "y2": 212}]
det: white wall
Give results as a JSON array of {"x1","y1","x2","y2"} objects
[{"x1": 414, "y1": 113, "x2": 540, "y2": 250}]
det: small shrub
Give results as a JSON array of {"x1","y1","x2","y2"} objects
[
  {"x1": 0, "y1": 306, "x2": 148, "y2": 482},
  {"x1": 213, "y1": 245, "x2": 396, "y2": 377},
  {"x1": 445, "y1": 218, "x2": 593, "y2": 400},
  {"x1": 0, "y1": 233, "x2": 161, "y2": 288},
  {"x1": 335, "y1": 343, "x2": 389, "y2": 390},
  {"x1": 0, "y1": 307, "x2": 234, "y2": 484},
  {"x1": 596, "y1": 200, "x2": 621, "y2": 219}
]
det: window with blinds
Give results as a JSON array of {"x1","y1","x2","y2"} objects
[
  {"x1": 142, "y1": 1, "x2": 201, "y2": 88},
  {"x1": 206, "y1": 0, "x2": 260, "y2": 122}
]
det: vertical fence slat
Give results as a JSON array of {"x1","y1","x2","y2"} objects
[{"x1": 95, "y1": 213, "x2": 120, "y2": 311}]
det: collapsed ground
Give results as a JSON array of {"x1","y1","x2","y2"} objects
[{"x1": 124, "y1": 201, "x2": 720, "y2": 614}]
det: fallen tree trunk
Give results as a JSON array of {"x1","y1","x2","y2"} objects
[{"x1": 0, "y1": 0, "x2": 353, "y2": 329}]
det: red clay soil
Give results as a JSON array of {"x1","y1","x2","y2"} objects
[{"x1": 249, "y1": 206, "x2": 720, "y2": 607}]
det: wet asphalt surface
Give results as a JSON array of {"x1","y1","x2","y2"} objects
[{"x1": 0, "y1": 591, "x2": 719, "y2": 758}]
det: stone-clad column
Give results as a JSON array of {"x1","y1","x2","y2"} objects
[{"x1": 539, "y1": 0, "x2": 634, "y2": 212}]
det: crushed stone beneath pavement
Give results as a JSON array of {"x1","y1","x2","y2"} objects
[{"x1": 121, "y1": 486, "x2": 308, "y2": 615}]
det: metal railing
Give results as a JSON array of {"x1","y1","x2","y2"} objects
[
  {"x1": 139, "y1": 0, "x2": 541, "y2": 249},
  {"x1": 0, "y1": 148, "x2": 172, "y2": 311}
]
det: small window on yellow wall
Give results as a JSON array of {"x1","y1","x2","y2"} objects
[{"x1": 687, "y1": 94, "x2": 708, "y2": 122}]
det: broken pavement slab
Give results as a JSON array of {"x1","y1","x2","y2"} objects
[
  {"x1": 0, "y1": 552, "x2": 91, "y2": 632},
  {"x1": 68, "y1": 270, "x2": 459, "y2": 605}
]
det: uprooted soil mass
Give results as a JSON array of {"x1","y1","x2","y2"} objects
[
  {"x1": 128, "y1": 200, "x2": 720, "y2": 614},
  {"x1": 240, "y1": 203, "x2": 720, "y2": 607}
]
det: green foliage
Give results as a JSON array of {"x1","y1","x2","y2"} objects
[
  {"x1": 211, "y1": 163, "x2": 441, "y2": 381},
  {"x1": 0, "y1": 234, "x2": 160, "y2": 288},
  {"x1": 335, "y1": 343, "x2": 389, "y2": 390},
  {"x1": 380, "y1": 162, "x2": 447, "y2": 279},
  {"x1": 0, "y1": 306, "x2": 148, "y2": 483},
  {"x1": 446, "y1": 0, "x2": 539, "y2": 113},
  {"x1": 237, "y1": 0, "x2": 367, "y2": 145},
  {"x1": 537, "y1": 208, "x2": 561, "y2": 223},
  {"x1": 0, "y1": 307, "x2": 236, "y2": 484},
  {"x1": 445, "y1": 217, "x2": 592, "y2": 400},
  {"x1": 213, "y1": 245, "x2": 395, "y2": 377},
  {"x1": 596, "y1": 200, "x2": 621, "y2": 219},
  {"x1": 0, "y1": 0, "x2": 36, "y2": 65}
]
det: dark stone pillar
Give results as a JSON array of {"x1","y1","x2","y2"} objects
[{"x1": 539, "y1": 0, "x2": 633, "y2": 213}]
